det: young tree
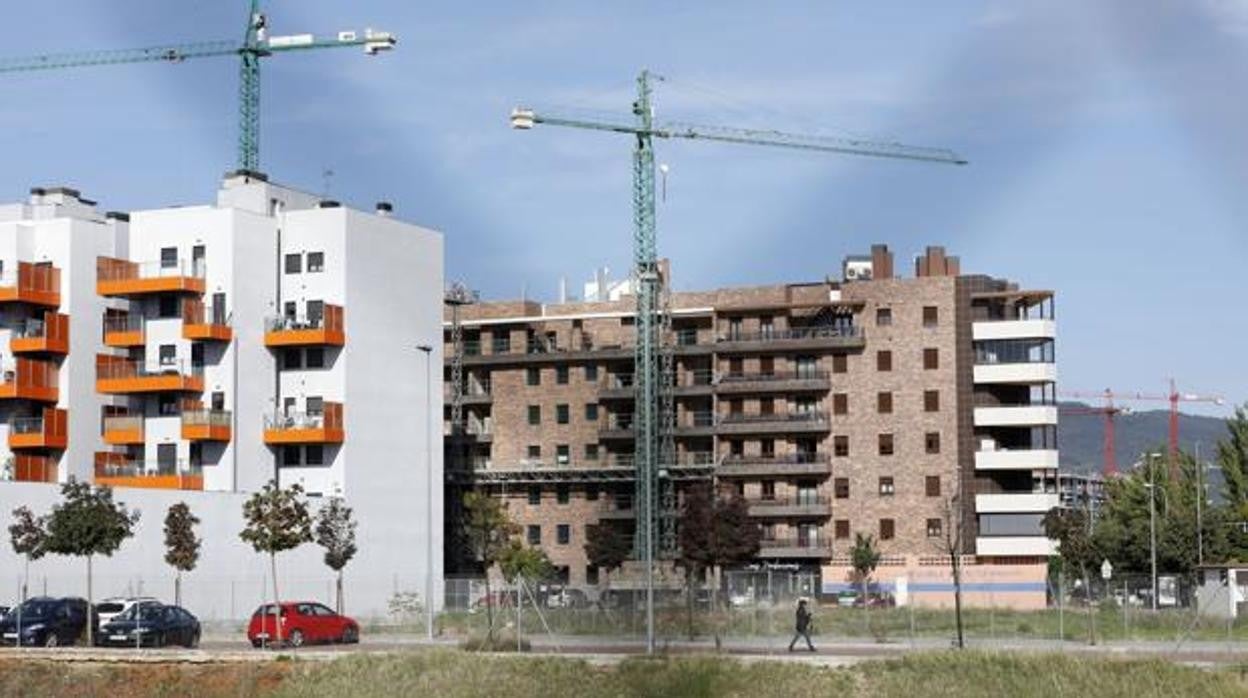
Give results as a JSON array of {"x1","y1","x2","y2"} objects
[
  {"x1": 1218, "y1": 405, "x2": 1248, "y2": 521},
  {"x1": 937, "y1": 495, "x2": 968, "y2": 649},
  {"x1": 498, "y1": 541, "x2": 554, "y2": 587},
  {"x1": 8, "y1": 506, "x2": 47, "y2": 603},
  {"x1": 584, "y1": 522, "x2": 631, "y2": 604},
  {"x1": 1043, "y1": 505, "x2": 1100, "y2": 645},
  {"x1": 849, "y1": 532, "x2": 881, "y2": 634},
  {"x1": 240, "y1": 481, "x2": 313, "y2": 646},
  {"x1": 676, "y1": 482, "x2": 761, "y2": 642},
  {"x1": 314, "y1": 497, "x2": 358, "y2": 614},
  {"x1": 163, "y1": 502, "x2": 201, "y2": 608},
  {"x1": 44, "y1": 480, "x2": 139, "y2": 647},
  {"x1": 461, "y1": 490, "x2": 519, "y2": 643}
]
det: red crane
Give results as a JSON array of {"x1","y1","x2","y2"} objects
[
  {"x1": 1059, "y1": 401, "x2": 1128, "y2": 476},
  {"x1": 1062, "y1": 381, "x2": 1224, "y2": 480}
]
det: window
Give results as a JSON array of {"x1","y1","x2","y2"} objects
[
  {"x1": 760, "y1": 397, "x2": 774, "y2": 416},
  {"x1": 924, "y1": 348, "x2": 939, "y2": 370},
  {"x1": 878, "y1": 433, "x2": 894, "y2": 456},
  {"x1": 586, "y1": 485, "x2": 599, "y2": 501},
  {"x1": 876, "y1": 308, "x2": 892, "y2": 326},
  {"x1": 585, "y1": 404, "x2": 599, "y2": 421},
  {"x1": 760, "y1": 522, "x2": 777, "y2": 541},
  {"x1": 877, "y1": 392, "x2": 893, "y2": 414},
  {"x1": 527, "y1": 445, "x2": 541, "y2": 460},
  {"x1": 925, "y1": 432, "x2": 941, "y2": 454},
  {"x1": 760, "y1": 356, "x2": 775, "y2": 375},
  {"x1": 528, "y1": 405, "x2": 541, "y2": 425},
  {"x1": 729, "y1": 357, "x2": 743, "y2": 377},
  {"x1": 730, "y1": 440, "x2": 744, "y2": 457},
  {"x1": 557, "y1": 483, "x2": 570, "y2": 504},
  {"x1": 158, "y1": 393, "x2": 177, "y2": 416},
  {"x1": 880, "y1": 519, "x2": 895, "y2": 540},
  {"x1": 527, "y1": 367, "x2": 540, "y2": 386},
  {"x1": 834, "y1": 435, "x2": 849, "y2": 458},
  {"x1": 879, "y1": 476, "x2": 895, "y2": 496},
  {"x1": 557, "y1": 524, "x2": 570, "y2": 545},
  {"x1": 926, "y1": 518, "x2": 943, "y2": 538},
  {"x1": 760, "y1": 316, "x2": 774, "y2": 339},
  {"x1": 284, "y1": 253, "x2": 301, "y2": 274},
  {"x1": 528, "y1": 486, "x2": 541, "y2": 505},
  {"x1": 306, "y1": 347, "x2": 325, "y2": 369},
  {"x1": 760, "y1": 439, "x2": 775, "y2": 458},
  {"x1": 556, "y1": 404, "x2": 569, "y2": 425},
  {"x1": 284, "y1": 301, "x2": 297, "y2": 320},
  {"x1": 307, "y1": 252, "x2": 324, "y2": 273},
  {"x1": 305, "y1": 444, "x2": 324, "y2": 466},
  {"x1": 307, "y1": 300, "x2": 324, "y2": 325},
  {"x1": 835, "y1": 520, "x2": 850, "y2": 539},
  {"x1": 832, "y1": 354, "x2": 847, "y2": 374},
  {"x1": 796, "y1": 356, "x2": 817, "y2": 379},
  {"x1": 584, "y1": 364, "x2": 598, "y2": 382},
  {"x1": 834, "y1": 477, "x2": 849, "y2": 499},
  {"x1": 556, "y1": 445, "x2": 570, "y2": 465},
  {"x1": 587, "y1": 566, "x2": 599, "y2": 585},
  {"x1": 924, "y1": 390, "x2": 940, "y2": 412},
  {"x1": 160, "y1": 247, "x2": 178, "y2": 269},
  {"x1": 159, "y1": 344, "x2": 176, "y2": 366},
  {"x1": 761, "y1": 480, "x2": 775, "y2": 500},
  {"x1": 876, "y1": 350, "x2": 892, "y2": 372},
  {"x1": 556, "y1": 366, "x2": 569, "y2": 384},
  {"x1": 584, "y1": 444, "x2": 599, "y2": 461},
  {"x1": 926, "y1": 476, "x2": 941, "y2": 497},
  {"x1": 527, "y1": 525, "x2": 541, "y2": 545},
  {"x1": 730, "y1": 398, "x2": 743, "y2": 416},
  {"x1": 283, "y1": 446, "x2": 301, "y2": 466},
  {"x1": 923, "y1": 306, "x2": 939, "y2": 327},
  {"x1": 833, "y1": 393, "x2": 848, "y2": 415},
  {"x1": 283, "y1": 348, "x2": 302, "y2": 370},
  {"x1": 728, "y1": 317, "x2": 742, "y2": 340},
  {"x1": 159, "y1": 295, "x2": 178, "y2": 318},
  {"x1": 306, "y1": 397, "x2": 324, "y2": 415}
]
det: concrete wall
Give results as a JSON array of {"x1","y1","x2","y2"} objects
[{"x1": 822, "y1": 556, "x2": 1048, "y2": 610}]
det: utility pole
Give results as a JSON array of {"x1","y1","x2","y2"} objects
[
  {"x1": 1147, "y1": 453, "x2": 1159, "y2": 612},
  {"x1": 417, "y1": 344, "x2": 435, "y2": 641},
  {"x1": 1195, "y1": 442, "x2": 1204, "y2": 567}
]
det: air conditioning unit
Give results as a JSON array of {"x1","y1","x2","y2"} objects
[{"x1": 556, "y1": 454, "x2": 570, "y2": 465}]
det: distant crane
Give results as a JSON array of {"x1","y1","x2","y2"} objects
[
  {"x1": 1059, "y1": 402, "x2": 1129, "y2": 476},
  {"x1": 1063, "y1": 382, "x2": 1224, "y2": 480},
  {"x1": 511, "y1": 69, "x2": 967, "y2": 655},
  {"x1": 0, "y1": 0, "x2": 396, "y2": 171}
]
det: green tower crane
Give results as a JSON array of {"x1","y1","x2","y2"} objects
[
  {"x1": 0, "y1": 0, "x2": 396, "y2": 172},
  {"x1": 511, "y1": 69, "x2": 967, "y2": 654}
]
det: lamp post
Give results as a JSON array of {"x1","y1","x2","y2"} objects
[
  {"x1": 416, "y1": 344, "x2": 434, "y2": 641},
  {"x1": 1144, "y1": 452, "x2": 1165, "y2": 611}
]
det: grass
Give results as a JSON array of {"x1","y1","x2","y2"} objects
[
  {"x1": 1, "y1": 651, "x2": 1243, "y2": 697},
  {"x1": 390, "y1": 604, "x2": 1248, "y2": 645}
]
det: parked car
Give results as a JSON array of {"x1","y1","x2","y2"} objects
[
  {"x1": 97, "y1": 603, "x2": 200, "y2": 648},
  {"x1": 470, "y1": 590, "x2": 516, "y2": 612},
  {"x1": 852, "y1": 593, "x2": 896, "y2": 608},
  {"x1": 0, "y1": 597, "x2": 95, "y2": 647},
  {"x1": 247, "y1": 602, "x2": 359, "y2": 648},
  {"x1": 95, "y1": 596, "x2": 160, "y2": 627}
]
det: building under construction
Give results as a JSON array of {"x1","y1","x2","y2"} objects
[{"x1": 443, "y1": 244, "x2": 1059, "y2": 594}]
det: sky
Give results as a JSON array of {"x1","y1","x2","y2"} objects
[{"x1": 0, "y1": 1, "x2": 1243, "y2": 415}]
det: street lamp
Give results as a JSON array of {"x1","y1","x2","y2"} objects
[
  {"x1": 1143, "y1": 452, "x2": 1165, "y2": 612},
  {"x1": 416, "y1": 344, "x2": 434, "y2": 641}
]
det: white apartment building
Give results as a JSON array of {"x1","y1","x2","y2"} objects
[{"x1": 0, "y1": 173, "x2": 444, "y2": 619}]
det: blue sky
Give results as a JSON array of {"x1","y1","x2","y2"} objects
[{"x1": 0, "y1": 1, "x2": 1243, "y2": 414}]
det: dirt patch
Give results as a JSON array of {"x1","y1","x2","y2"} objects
[{"x1": 0, "y1": 659, "x2": 292, "y2": 698}]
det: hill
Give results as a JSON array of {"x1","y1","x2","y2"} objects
[{"x1": 1058, "y1": 405, "x2": 1230, "y2": 474}]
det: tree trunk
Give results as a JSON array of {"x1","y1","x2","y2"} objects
[
  {"x1": 86, "y1": 555, "x2": 94, "y2": 647},
  {"x1": 336, "y1": 569, "x2": 344, "y2": 615},
  {"x1": 22, "y1": 556, "x2": 29, "y2": 602},
  {"x1": 483, "y1": 572, "x2": 495, "y2": 644},
  {"x1": 175, "y1": 571, "x2": 182, "y2": 608},
  {"x1": 685, "y1": 569, "x2": 696, "y2": 641},
  {"x1": 861, "y1": 574, "x2": 869, "y2": 636},
  {"x1": 952, "y1": 551, "x2": 965, "y2": 649},
  {"x1": 270, "y1": 553, "x2": 283, "y2": 647}
]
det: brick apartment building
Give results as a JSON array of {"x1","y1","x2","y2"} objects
[{"x1": 444, "y1": 245, "x2": 1058, "y2": 588}]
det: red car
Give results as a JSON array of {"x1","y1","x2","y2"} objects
[{"x1": 246, "y1": 602, "x2": 360, "y2": 648}]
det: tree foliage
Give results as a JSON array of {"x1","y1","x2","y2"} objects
[
  {"x1": 44, "y1": 480, "x2": 139, "y2": 559},
  {"x1": 314, "y1": 497, "x2": 358, "y2": 572},
  {"x1": 498, "y1": 542, "x2": 554, "y2": 584},
  {"x1": 461, "y1": 490, "x2": 520, "y2": 642},
  {"x1": 9, "y1": 506, "x2": 47, "y2": 561},
  {"x1": 240, "y1": 481, "x2": 313, "y2": 556},
  {"x1": 163, "y1": 502, "x2": 201, "y2": 573},
  {"x1": 675, "y1": 482, "x2": 761, "y2": 580},
  {"x1": 1219, "y1": 404, "x2": 1248, "y2": 520},
  {"x1": 849, "y1": 532, "x2": 881, "y2": 589},
  {"x1": 584, "y1": 523, "x2": 631, "y2": 579}
]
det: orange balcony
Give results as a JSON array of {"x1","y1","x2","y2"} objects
[
  {"x1": 93, "y1": 453, "x2": 202, "y2": 491},
  {"x1": 264, "y1": 402, "x2": 344, "y2": 444},
  {"x1": 264, "y1": 305, "x2": 345, "y2": 347},
  {"x1": 102, "y1": 311, "x2": 144, "y2": 347},
  {"x1": 11, "y1": 312, "x2": 69, "y2": 355},
  {"x1": 0, "y1": 263, "x2": 61, "y2": 307},
  {"x1": 11, "y1": 454, "x2": 56, "y2": 483},
  {"x1": 102, "y1": 415, "x2": 144, "y2": 445},
  {"x1": 181, "y1": 409, "x2": 232, "y2": 441},
  {"x1": 9, "y1": 408, "x2": 68, "y2": 450},
  {"x1": 96, "y1": 256, "x2": 205, "y2": 297},
  {"x1": 182, "y1": 299, "x2": 232, "y2": 342},
  {"x1": 0, "y1": 358, "x2": 59, "y2": 402},
  {"x1": 95, "y1": 355, "x2": 204, "y2": 394}
]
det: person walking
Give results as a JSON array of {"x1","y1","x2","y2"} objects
[{"x1": 788, "y1": 598, "x2": 815, "y2": 652}]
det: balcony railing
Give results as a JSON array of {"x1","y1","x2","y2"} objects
[
  {"x1": 9, "y1": 408, "x2": 68, "y2": 450},
  {"x1": 718, "y1": 370, "x2": 830, "y2": 383},
  {"x1": 718, "y1": 326, "x2": 861, "y2": 344},
  {"x1": 748, "y1": 495, "x2": 831, "y2": 517},
  {"x1": 0, "y1": 358, "x2": 59, "y2": 401},
  {"x1": 96, "y1": 257, "x2": 205, "y2": 296},
  {"x1": 94, "y1": 455, "x2": 203, "y2": 491},
  {"x1": 719, "y1": 411, "x2": 827, "y2": 424},
  {"x1": 103, "y1": 415, "x2": 144, "y2": 444},
  {"x1": 263, "y1": 402, "x2": 344, "y2": 444},
  {"x1": 758, "y1": 537, "x2": 834, "y2": 553},
  {"x1": 183, "y1": 299, "x2": 232, "y2": 341},
  {"x1": 264, "y1": 305, "x2": 345, "y2": 346},
  {"x1": 0, "y1": 262, "x2": 61, "y2": 306},
  {"x1": 182, "y1": 409, "x2": 232, "y2": 441},
  {"x1": 102, "y1": 311, "x2": 145, "y2": 346},
  {"x1": 606, "y1": 452, "x2": 715, "y2": 469},
  {"x1": 95, "y1": 357, "x2": 204, "y2": 393},
  {"x1": 445, "y1": 381, "x2": 491, "y2": 400},
  {"x1": 10, "y1": 312, "x2": 69, "y2": 354},
  {"x1": 721, "y1": 452, "x2": 830, "y2": 466}
]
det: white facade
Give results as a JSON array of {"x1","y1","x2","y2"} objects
[{"x1": 0, "y1": 175, "x2": 444, "y2": 619}]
